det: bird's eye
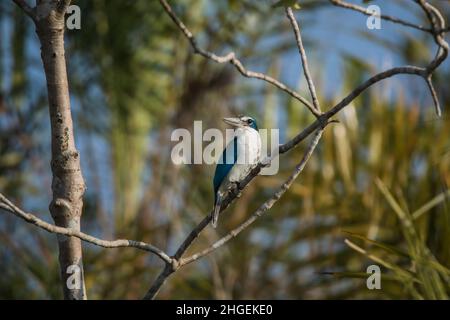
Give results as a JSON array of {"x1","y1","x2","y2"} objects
[{"x1": 247, "y1": 119, "x2": 253, "y2": 124}]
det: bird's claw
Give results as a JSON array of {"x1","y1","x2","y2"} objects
[
  {"x1": 227, "y1": 182, "x2": 241, "y2": 194},
  {"x1": 233, "y1": 182, "x2": 243, "y2": 198},
  {"x1": 260, "y1": 158, "x2": 271, "y2": 167}
]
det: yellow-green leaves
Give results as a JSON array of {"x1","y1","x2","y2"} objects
[{"x1": 271, "y1": 0, "x2": 301, "y2": 10}]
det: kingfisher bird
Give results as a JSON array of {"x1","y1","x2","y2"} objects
[{"x1": 212, "y1": 116, "x2": 262, "y2": 228}]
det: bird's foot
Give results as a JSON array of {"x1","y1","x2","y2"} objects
[
  {"x1": 227, "y1": 181, "x2": 238, "y2": 191},
  {"x1": 231, "y1": 182, "x2": 243, "y2": 198}
]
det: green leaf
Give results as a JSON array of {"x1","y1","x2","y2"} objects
[
  {"x1": 342, "y1": 230, "x2": 410, "y2": 258},
  {"x1": 412, "y1": 189, "x2": 450, "y2": 220},
  {"x1": 344, "y1": 239, "x2": 418, "y2": 282},
  {"x1": 271, "y1": 0, "x2": 301, "y2": 10},
  {"x1": 320, "y1": 271, "x2": 403, "y2": 282}
]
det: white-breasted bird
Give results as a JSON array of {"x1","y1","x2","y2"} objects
[{"x1": 212, "y1": 116, "x2": 261, "y2": 228}]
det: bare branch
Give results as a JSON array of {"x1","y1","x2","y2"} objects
[
  {"x1": 329, "y1": 0, "x2": 448, "y2": 117},
  {"x1": 12, "y1": 0, "x2": 36, "y2": 21},
  {"x1": 285, "y1": 7, "x2": 322, "y2": 113},
  {"x1": 416, "y1": 0, "x2": 437, "y2": 31},
  {"x1": 0, "y1": 193, "x2": 172, "y2": 264},
  {"x1": 143, "y1": 265, "x2": 174, "y2": 300},
  {"x1": 280, "y1": 67, "x2": 432, "y2": 156},
  {"x1": 413, "y1": 1, "x2": 448, "y2": 116},
  {"x1": 425, "y1": 76, "x2": 441, "y2": 117},
  {"x1": 57, "y1": 0, "x2": 72, "y2": 15},
  {"x1": 326, "y1": 66, "x2": 426, "y2": 118},
  {"x1": 158, "y1": 0, "x2": 319, "y2": 117},
  {"x1": 419, "y1": 1, "x2": 449, "y2": 72},
  {"x1": 329, "y1": 0, "x2": 431, "y2": 32}
]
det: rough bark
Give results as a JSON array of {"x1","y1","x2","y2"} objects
[{"x1": 34, "y1": 1, "x2": 86, "y2": 300}]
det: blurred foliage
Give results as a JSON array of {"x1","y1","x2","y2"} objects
[{"x1": 0, "y1": 0, "x2": 449, "y2": 299}]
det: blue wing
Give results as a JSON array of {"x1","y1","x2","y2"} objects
[{"x1": 213, "y1": 137, "x2": 237, "y2": 201}]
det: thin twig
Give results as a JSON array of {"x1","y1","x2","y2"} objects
[
  {"x1": 285, "y1": 7, "x2": 322, "y2": 113},
  {"x1": 325, "y1": 66, "x2": 426, "y2": 118},
  {"x1": 331, "y1": 0, "x2": 448, "y2": 117},
  {"x1": 12, "y1": 0, "x2": 36, "y2": 21},
  {"x1": 57, "y1": 0, "x2": 72, "y2": 15},
  {"x1": 425, "y1": 76, "x2": 441, "y2": 117},
  {"x1": 143, "y1": 265, "x2": 173, "y2": 300},
  {"x1": 0, "y1": 193, "x2": 172, "y2": 264},
  {"x1": 158, "y1": 0, "x2": 319, "y2": 116},
  {"x1": 420, "y1": 1, "x2": 449, "y2": 72},
  {"x1": 415, "y1": 1, "x2": 448, "y2": 116},
  {"x1": 329, "y1": 0, "x2": 431, "y2": 32}
]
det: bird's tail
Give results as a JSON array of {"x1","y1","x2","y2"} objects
[{"x1": 212, "y1": 193, "x2": 222, "y2": 228}]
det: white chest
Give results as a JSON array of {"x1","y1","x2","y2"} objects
[{"x1": 227, "y1": 127, "x2": 261, "y2": 182}]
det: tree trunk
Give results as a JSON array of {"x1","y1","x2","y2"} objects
[{"x1": 34, "y1": 1, "x2": 87, "y2": 300}]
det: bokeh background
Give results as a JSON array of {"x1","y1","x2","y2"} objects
[{"x1": 0, "y1": 0, "x2": 449, "y2": 299}]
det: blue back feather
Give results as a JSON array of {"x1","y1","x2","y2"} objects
[{"x1": 213, "y1": 137, "x2": 237, "y2": 202}]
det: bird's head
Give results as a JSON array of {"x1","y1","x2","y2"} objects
[{"x1": 223, "y1": 115, "x2": 258, "y2": 131}]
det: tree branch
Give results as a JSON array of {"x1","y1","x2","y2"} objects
[
  {"x1": 143, "y1": 265, "x2": 174, "y2": 300},
  {"x1": 0, "y1": 193, "x2": 172, "y2": 264},
  {"x1": 418, "y1": 0, "x2": 449, "y2": 72},
  {"x1": 12, "y1": 0, "x2": 36, "y2": 21},
  {"x1": 326, "y1": 66, "x2": 425, "y2": 118},
  {"x1": 285, "y1": 7, "x2": 322, "y2": 113},
  {"x1": 329, "y1": 0, "x2": 431, "y2": 32},
  {"x1": 13, "y1": 0, "x2": 91, "y2": 300},
  {"x1": 158, "y1": 0, "x2": 319, "y2": 117},
  {"x1": 331, "y1": 0, "x2": 448, "y2": 117},
  {"x1": 57, "y1": 0, "x2": 72, "y2": 15},
  {"x1": 425, "y1": 76, "x2": 441, "y2": 117}
]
